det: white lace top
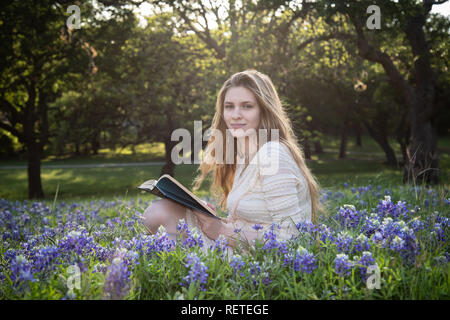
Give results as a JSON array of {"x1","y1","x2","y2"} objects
[
  {"x1": 225, "y1": 141, "x2": 312, "y2": 238},
  {"x1": 186, "y1": 141, "x2": 312, "y2": 248}
]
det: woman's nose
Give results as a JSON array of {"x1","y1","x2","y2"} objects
[{"x1": 231, "y1": 106, "x2": 242, "y2": 119}]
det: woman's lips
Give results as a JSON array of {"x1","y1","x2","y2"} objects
[{"x1": 231, "y1": 124, "x2": 246, "y2": 129}]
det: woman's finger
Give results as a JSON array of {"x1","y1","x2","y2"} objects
[{"x1": 206, "y1": 203, "x2": 216, "y2": 212}]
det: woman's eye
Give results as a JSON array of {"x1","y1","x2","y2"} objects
[
  {"x1": 225, "y1": 105, "x2": 233, "y2": 109},
  {"x1": 243, "y1": 105, "x2": 252, "y2": 109}
]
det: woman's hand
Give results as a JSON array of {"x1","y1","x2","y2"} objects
[{"x1": 192, "y1": 205, "x2": 224, "y2": 240}]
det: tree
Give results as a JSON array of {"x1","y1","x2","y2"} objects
[
  {"x1": 0, "y1": 0, "x2": 136, "y2": 198},
  {"x1": 315, "y1": 0, "x2": 447, "y2": 184},
  {"x1": 116, "y1": 12, "x2": 221, "y2": 176},
  {"x1": 0, "y1": 1, "x2": 85, "y2": 198}
]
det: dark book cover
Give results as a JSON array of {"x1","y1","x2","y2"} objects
[{"x1": 138, "y1": 174, "x2": 220, "y2": 220}]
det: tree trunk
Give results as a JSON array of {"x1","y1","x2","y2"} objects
[
  {"x1": 160, "y1": 112, "x2": 176, "y2": 177},
  {"x1": 351, "y1": 6, "x2": 440, "y2": 184},
  {"x1": 160, "y1": 138, "x2": 176, "y2": 177},
  {"x1": 303, "y1": 137, "x2": 311, "y2": 160},
  {"x1": 404, "y1": 110, "x2": 439, "y2": 184},
  {"x1": 74, "y1": 142, "x2": 80, "y2": 155},
  {"x1": 26, "y1": 140, "x2": 44, "y2": 199},
  {"x1": 339, "y1": 118, "x2": 349, "y2": 159},
  {"x1": 354, "y1": 123, "x2": 362, "y2": 147},
  {"x1": 363, "y1": 120, "x2": 398, "y2": 166},
  {"x1": 314, "y1": 140, "x2": 323, "y2": 154},
  {"x1": 395, "y1": 110, "x2": 410, "y2": 167},
  {"x1": 91, "y1": 134, "x2": 100, "y2": 155},
  {"x1": 403, "y1": 12, "x2": 440, "y2": 185}
]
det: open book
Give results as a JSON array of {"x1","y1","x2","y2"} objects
[{"x1": 138, "y1": 174, "x2": 220, "y2": 220}]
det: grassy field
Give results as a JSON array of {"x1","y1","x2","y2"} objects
[
  {"x1": 0, "y1": 182, "x2": 448, "y2": 299},
  {"x1": 0, "y1": 135, "x2": 448, "y2": 201},
  {"x1": 0, "y1": 136, "x2": 448, "y2": 300}
]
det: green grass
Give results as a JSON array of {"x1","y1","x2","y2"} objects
[
  {"x1": 0, "y1": 164, "x2": 210, "y2": 201},
  {"x1": 1, "y1": 135, "x2": 448, "y2": 201},
  {"x1": 0, "y1": 142, "x2": 166, "y2": 166}
]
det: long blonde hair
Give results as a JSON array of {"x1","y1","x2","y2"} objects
[{"x1": 192, "y1": 69, "x2": 323, "y2": 224}]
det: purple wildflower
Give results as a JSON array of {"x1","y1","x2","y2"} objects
[
  {"x1": 9, "y1": 254, "x2": 36, "y2": 284},
  {"x1": 357, "y1": 251, "x2": 376, "y2": 283},
  {"x1": 354, "y1": 234, "x2": 371, "y2": 253},
  {"x1": 103, "y1": 249, "x2": 131, "y2": 300},
  {"x1": 290, "y1": 246, "x2": 317, "y2": 274},
  {"x1": 335, "y1": 231, "x2": 353, "y2": 254},
  {"x1": 208, "y1": 235, "x2": 229, "y2": 258},
  {"x1": 375, "y1": 196, "x2": 409, "y2": 219},
  {"x1": 253, "y1": 224, "x2": 264, "y2": 231},
  {"x1": 262, "y1": 224, "x2": 288, "y2": 254},
  {"x1": 334, "y1": 253, "x2": 354, "y2": 277},
  {"x1": 336, "y1": 204, "x2": 361, "y2": 228},
  {"x1": 230, "y1": 255, "x2": 246, "y2": 277},
  {"x1": 182, "y1": 253, "x2": 209, "y2": 290}
]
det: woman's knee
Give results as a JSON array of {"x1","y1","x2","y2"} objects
[
  {"x1": 143, "y1": 200, "x2": 166, "y2": 233},
  {"x1": 142, "y1": 199, "x2": 185, "y2": 234}
]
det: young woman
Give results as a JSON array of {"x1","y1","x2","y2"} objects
[{"x1": 142, "y1": 69, "x2": 322, "y2": 250}]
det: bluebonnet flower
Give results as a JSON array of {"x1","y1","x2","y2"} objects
[
  {"x1": 297, "y1": 222, "x2": 335, "y2": 245},
  {"x1": 248, "y1": 261, "x2": 261, "y2": 277},
  {"x1": 247, "y1": 261, "x2": 271, "y2": 286},
  {"x1": 103, "y1": 250, "x2": 131, "y2": 300},
  {"x1": 9, "y1": 254, "x2": 36, "y2": 285},
  {"x1": 428, "y1": 214, "x2": 448, "y2": 242},
  {"x1": 336, "y1": 204, "x2": 360, "y2": 228},
  {"x1": 182, "y1": 253, "x2": 209, "y2": 290},
  {"x1": 318, "y1": 224, "x2": 335, "y2": 244},
  {"x1": 356, "y1": 251, "x2": 376, "y2": 283},
  {"x1": 151, "y1": 226, "x2": 176, "y2": 252},
  {"x1": 432, "y1": 255, "x2": 449, "y2": 266},
  {"x1": 390, "y1": 235, "x2": 405, "y2": 251},
  {"x1": 184, "y1": 227, "x2": 204, "y2": 248},
  {"x1": 176, "y1": 218, "x2": 188, "y2": 234},
  {"x1": 253, "y1": 224, "x2": 263, "y2": 231},
  {"x1": 354, "y1": 233, "x2": 371, "y2": 253},
  {"x1": 20, "y1": 214, "x2": 31, "y2": 225},
  {"x1": 208, "y1": 234, "x2": 229, "y2": 258},
  {"x1": 230, "y1": 254, "x2": 246, "y2": 277},
  {"x1": 335, "y1": 231, "x2": 353, "y2": 254},
  {"x1": 175, "y1": 219, "x2": 204, "y2": 248},
  {"x1": 262, "y1": 224, "x2": 288, "y2": 254},
  {"x1": 334, "y1": 253, "x2": 353, "y2": 277},
  {"x1": 376, "y1": 196, "x2": 409, "y2": 219},
  {"x1": 288, "y1": 246, "x2": 317, "y2": 274},
  {"x1": 58, "y1": 229, "x2": 97, "y2": 257},
  {"x1": 30, "y1": 245, "x2": 61, "y2": 274},
  {"x1": 409, "y1": 217, "x2": 425, "y2": 232}
]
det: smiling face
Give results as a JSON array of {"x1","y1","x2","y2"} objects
[{"x1": 223, "y1": 86, "x2": 261, "y2": 139}]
